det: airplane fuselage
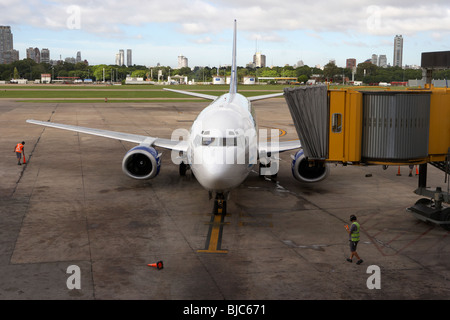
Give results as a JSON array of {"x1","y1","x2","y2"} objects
[{"x1": 187, "y1": 92, "x2": 258, "y2": 193}]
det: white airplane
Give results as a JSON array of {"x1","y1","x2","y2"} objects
[{"x1": 26, "y1": 20, "x2": 329, "y2": 214}]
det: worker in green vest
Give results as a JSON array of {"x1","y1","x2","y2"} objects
[{"x1": 345, "y1": 215, "x2": 363, "y2": 265}]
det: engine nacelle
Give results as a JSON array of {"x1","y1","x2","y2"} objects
[
  {"x1": 291, "y1": 150, "x2": 329, "y2": 183},
  {"x1": 122, "y1": 146, "x2": 161, "y2": 180}
]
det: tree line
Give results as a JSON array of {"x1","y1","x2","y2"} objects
[{"x1": 1, "y1": 58, "x2": 449, "y2": 84}]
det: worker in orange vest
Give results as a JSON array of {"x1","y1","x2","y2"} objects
[{"x1": 14, "y1": 141, "x2": 25, "y2": 165}]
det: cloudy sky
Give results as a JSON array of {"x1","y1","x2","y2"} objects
[{"x1": 2, "y1": 0, "x2": 449, "y2": 68}]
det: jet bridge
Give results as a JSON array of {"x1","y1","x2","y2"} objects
[{"x1": 283, "y1": 51, "x2": 450, "y2": 229}]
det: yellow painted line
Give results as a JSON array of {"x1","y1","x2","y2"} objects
[
  {"x1": 263, "y1": 127, "x2": 287, "y2": 140},
  {"x1": 197, "y1": 212, "x2": 229, "y2": 254}
]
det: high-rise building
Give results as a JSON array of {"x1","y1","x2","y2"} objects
[
  {"x1": 371, "y1": 54, "x2": 378, "y2": 65},
  {"x1": 393, "y1": 35, "x2": 403, "y2": 67},
  {"x1": 34, "y1": 48, "x2": 40, "y2": 63},
  {"x1": 41, "y1": 48, "x2": 50, "y2": 64},
  {"x1": 26, "y1": 47, "x2": 36, "y2": 61},
  {"x1": 76, "y1": 51, "x2": 81, "y2": 63},
  {"x1": 120, "y1": 49, "x2": 124, "y2": 66},
  {"x1": 26, "y1": 47, "x2": 41, "y2": 63},
  {"x1": 378, "y1": 55, "x2": 387, "y2": 68},
  {"x1": 346, "y1": 58, "x2": 356, "y2": 69},
  {"x1": 116, "y1": 49, "x2": 124, "y2": 66},
  {"x1": 127, "y1": 49, "x2": 132, "y2": 67},
  {"x1": 253, "y1": 52, "x2": 266, "y2": 68},
  {"x1": 2, "y1": 50, "x2": 19, "y2": 64},
  {"x1": 178, "y1": 55, "x2": 188, "y2": 68},
  {"x1": 0, "y1": 26, "x2": 18, "y2": 64}
]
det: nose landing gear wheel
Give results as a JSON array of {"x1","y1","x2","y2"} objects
[{"x1": 213, "y1": 193, "x2": 227, "y2": 215}]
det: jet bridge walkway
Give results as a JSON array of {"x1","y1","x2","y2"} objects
[{"x1": 283, "y1": 51, "x2": 450, "y2": 229}]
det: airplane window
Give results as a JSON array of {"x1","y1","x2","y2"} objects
[
  {"x1": 202, "y1": 137, "x2": 216, "y2": 146},
  {"x1": 226, "y1": 137, "x2": 237, "y2": 146},
  {"x1": 200, "y1": 136, "x2": 238, "y2": 147},
  {"x1": 332, "y1": 113, "x2": 342, "y2": 133}
]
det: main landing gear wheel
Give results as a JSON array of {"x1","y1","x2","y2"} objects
[{"x1": 179, "y1": 162, "x2": 187, "y2": 176}]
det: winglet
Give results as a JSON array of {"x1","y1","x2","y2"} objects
[{"x1": 229, "y1": 19, "x2": 238, "y2": 95}]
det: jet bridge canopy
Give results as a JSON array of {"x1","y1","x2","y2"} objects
[{"x1": 283, "y1": 85, "x2": 329, "y2": 160}]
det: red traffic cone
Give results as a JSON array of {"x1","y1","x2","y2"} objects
[
  {"x1": 396, "y1": 166, "x2": 401, "y2": 176},
  {"x1": 148, "y1": 261, "x2": 163, "y2": 270}
]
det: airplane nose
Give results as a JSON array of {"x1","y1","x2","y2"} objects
[
  {"x1": 201, "y1": 164, "x2": 234, "y2": 189},
  {"x1": 194, "y1": 163, "x2": 246, "y2": 192}
]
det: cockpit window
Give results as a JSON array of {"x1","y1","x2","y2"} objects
[
  {"x1": 202, "y1": 137, "x2": 216, "y2": 146},
  {"x1": 197, "y1": 135, "x2": 238, "y2": 147}
]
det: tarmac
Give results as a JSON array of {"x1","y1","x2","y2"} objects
[{"x1": 1, "y1": 97, "x2": 450, "y2": 301}]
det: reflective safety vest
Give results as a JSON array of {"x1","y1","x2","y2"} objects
[
  {"x1": 15, "y1": 143, "x2": 24, "y2": 153},
  {"x1": 351, "y1": 222, "x2": 360, "y2": 242}
]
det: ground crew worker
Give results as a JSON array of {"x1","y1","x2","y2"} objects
[
  {"x1": 14, "y1": 141, "x2": 25, "y2": 165},
  {"x1": 408, "y1": 165, "x2": 414, "y2": 177},
  {"x1": 345, "y1": 215, "x2": 363, "y2": 265}
]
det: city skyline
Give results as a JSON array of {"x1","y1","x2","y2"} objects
[
  {"x1": 0, "y1": 27, "x2": 418, "y2": 70},
  {"x1": 2, "y1": 1, "x2": 449, "y2": 68},
  {"x1": 2, "y1": 28, "x2": 413, "y2": 71}
]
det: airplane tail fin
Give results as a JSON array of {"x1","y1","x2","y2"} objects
[{"x1": 229, "y1": 19, "x2": 238, "y2": 95}]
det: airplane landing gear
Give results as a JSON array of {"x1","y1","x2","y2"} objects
[
  {"x1": 213, "y1": 193, "x2": 227, "y2": 215},
  {"x1": 179, "y1": 162, "x2": 187, "y2": 176}
]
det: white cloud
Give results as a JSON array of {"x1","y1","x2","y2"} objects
[
  {"x1": 2, "y1": 1, "x2": 449, "y2": 39},
  {"x1": 194, "y1": 36, "x2": 212, "y2": 44},
  {"x1": 3, "y1": 0, "x2": 450, "y2": 67}
]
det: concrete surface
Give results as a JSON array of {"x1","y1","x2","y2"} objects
[{"x1": 1, "y1": 98, "x2": 449, "y2": 301}]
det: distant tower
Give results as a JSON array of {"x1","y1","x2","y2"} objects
[
  {"x1": 346, "y1": 58, "x2": 356, "y2": 69},
  {"x1": 253, "y1": 52, "x2": 266, "y2": 68},
  {"x1": 178, "y1": 55, "x2": 188, "y2": 68},
  {"x1": 119, "y1": 49, "x2": 124, "y2": 66},
  {"x1": 34, "y1": 48, "x2": 40, "y2": 63},
  {"x1": 371, "y1": 54, "x2": 378, "y2": 65},
  {"x1": 41, "y1": 48, "x2": 50, "y2": 63},
  {"x1": 127, "y1": 49, "x2": 132, "y2": 67},
  {"x1": 116, "y1": 50, "x2": 125, "y2": 66},
  {"x1": 115, "y1": 53, "x2": 120, "y2": 66},
  {"x1": 76, "y1": 51, "x2": 81, "y2": 63},
  {"x1": 26, "y1": 47, "x2": 36, "y2": 61},
  {"x1": 393, "y1": 35, "x2": 403, "y2": 67},
  {"x1": 378, "y1": 55, "x2": 387, "y2": 68},
  {"x1": 0, "y1": 26, "x2": 18, "y2": 64}
]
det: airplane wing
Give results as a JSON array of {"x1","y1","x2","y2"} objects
[
  {"x1": 259, "y1": 140, "x2": 301, "y2": 153},
  {"x1": 164, "y1": 88, "x2": 284, "y2": 102},
  {"x1": 26, "y1": 119, "x2": 189, "y2": 152},
  {"x1": 248, "y1": 92, "x2": 284, "y2": 101},
  {"x1": 163, "y1": 88, "x2": 218, "y2": 101}
]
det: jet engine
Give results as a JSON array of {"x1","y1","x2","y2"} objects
[
  {"x1": 122, "y1": 146, "x2": 161, "y2": 180},
  {"x1": 291, "y1": 150, "x2": 329, "y2": 183}
]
